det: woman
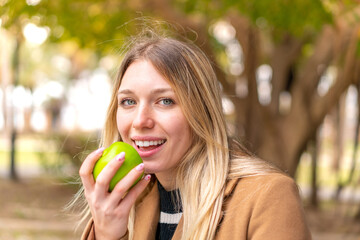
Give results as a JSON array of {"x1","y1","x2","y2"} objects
[{"x1": 78, "y1": 33, "x2": 312, "y2": 240}]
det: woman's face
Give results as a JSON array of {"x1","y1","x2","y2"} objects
[{"x1": 116, "y1": 60, "x2": 192, "y2": 178}]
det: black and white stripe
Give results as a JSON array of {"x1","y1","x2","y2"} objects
[
  {"x1": 159, "y1": 212, "x2": 183, "y2": 224},
  {"x1": 156, "y1": 182, "x2": 182, "y2": 240}
]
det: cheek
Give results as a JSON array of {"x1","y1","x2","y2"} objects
[
  {"x1": 170, "y1": 116, "x2": 192, "y2": 147},
  {"x1": 116, "y1": 111, "x2": 129, "y2": 139}
]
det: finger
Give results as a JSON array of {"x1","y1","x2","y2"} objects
[
  {"x1": 94, "y1": 152, "x2": 126, "y2": 195},
  {"x1": 118, "y1": 174, "x2": 151, "y2": 211},
  {"x1": 79, "y1": 147, "x2": 105, "y2": 192},
  {"x1": 108, "y1": 163, "x2": 146, "y2": 205}
]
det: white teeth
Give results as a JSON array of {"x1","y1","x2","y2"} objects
[{"x1": 135, "y1": 140, "x2": 165, "y2": 147}]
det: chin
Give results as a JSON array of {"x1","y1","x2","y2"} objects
[
  {"x1": 143, "y1": 164, "x2": 157, "y2": 175},
  {"x1": 144, "y1": 165, "x2": 166, "y2": 176}
]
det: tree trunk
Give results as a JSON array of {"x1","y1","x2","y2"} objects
[
  {"x1": 310, "y1": 131, "x2": 320, "y2": 208},
  {"x1": 128, "y1": 1, "x2": 360, "y2": 177},
  {"x1": 9, "y1": 36, "x2": 21, "y2": 181}
]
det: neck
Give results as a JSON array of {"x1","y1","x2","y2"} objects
[{"x1": 155, "y1": 171, "x2": 177, "y2": 191}]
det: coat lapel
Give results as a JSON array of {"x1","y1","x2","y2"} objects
[
  {"x1": 170, "y1": 179, "x2": 239, "y2": 240},
  {"x1": 171, "y1": 217, "x2": 183, "y2": 240},
  {"x1": 224, "y1": 179, "x2": 239, "y2": 197},
  {"x1": 133, "y1": 181, "x2": 160, "y2": 240},
  {"x1": 132, "y1": 179, "x2": 239, "y2": 240}
]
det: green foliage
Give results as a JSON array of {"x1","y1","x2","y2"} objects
[
  {"x1": 173, "y1": 0, "x2": 215, "y2": 15},
  {"x1": 0, "y1": 0, "x2": 39, "y2": 31},
  {"x1": 229, "y1": 0, "x2": 333, "y2": 37},
  {"x1": 1, "y1": 0, "x2": 140, "y2": 54},
  {"x1": 0, "y1": 0, "x2": 336, "y2": 53},
  {"x1": 170, "y1": 0, "x2": 334, "y2": 38},
  {"x1": 39, "y1": 0, "x2": 131, "y2": 50},
  {"x1": 356, "y1": 39, "x2": 360, "y2": 57}
]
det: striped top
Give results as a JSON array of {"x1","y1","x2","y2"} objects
[{"x1": 156, "y1": 182, "x2": 182, "y2": 240}]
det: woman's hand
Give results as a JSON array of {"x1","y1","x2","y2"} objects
[{"x1": 79, "y1": 147, "x2": 151, "y2": 240}]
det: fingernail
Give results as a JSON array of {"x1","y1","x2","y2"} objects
[
  {"x1": 117, "y1": 152, "x2": 125, "y2": 161},
  {"x1": 96, "y1": 147, "x2": 105, "y2": 154},
  {"x1": 144, "y1": 174, "x2": 151, "y2": 181},
  {"x1": 136, "y1": 163, "x2": 144, "y2": 171}
]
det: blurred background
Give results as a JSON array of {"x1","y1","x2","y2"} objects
[{"x1": 1, "y1": 0, "x2": 360, "y2": 239}]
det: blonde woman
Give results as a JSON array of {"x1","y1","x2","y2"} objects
[{"x1": 79, "y1": 34, "x2": 312, "y2": 240}]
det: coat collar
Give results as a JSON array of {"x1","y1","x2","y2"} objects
[
  {"x1": 224, "y1": 178, "x2": 239, "y2": 197},
  {"x1": 133, "y1": 178, "x2": 239, "y2": 240},
  {"x1": 133, "y1": 180, "x2": 160, "y2": 240}
]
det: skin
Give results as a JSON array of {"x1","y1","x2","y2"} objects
[
  {"x1": 79, "y1": 59, "x2": 192, "y2": 240},
  {"x1": 117, "y1": 60, "x2": 192, "y2": 190},
  {"x1": 79, "y1": 148, "x2": 150, "y2": 239}
]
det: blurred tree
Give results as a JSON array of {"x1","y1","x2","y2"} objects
[
  {"x1": 1, "y1": 0, "x2": 360, "y2": 178},
  {"x1": 8, "y1": 35, "x2": 21, "y2": 180}
]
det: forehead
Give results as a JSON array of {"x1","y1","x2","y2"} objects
[{"x1": 119, "y1": 60, "x2": 169, "y2": 87}]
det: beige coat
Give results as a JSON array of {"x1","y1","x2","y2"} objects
[{"x1": 81, "y1": 173, "x2": 312, "y2": 240}]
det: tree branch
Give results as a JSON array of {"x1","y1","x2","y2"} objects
[
  {"x1": 269, "y1": 35, "x2": 303, "y2": 114},
  {"x1": 293, "y1": 26, "x2": 336, "y2": 103},
  {"x1": 311, "y1": 25, "x2": 360, "y2": 125}
]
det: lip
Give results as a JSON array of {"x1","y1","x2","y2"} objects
[
  {"x1": 131, "y1": 136, "x2": 165, "y2": 141},
  {"x1": 131, "y1": 136, "x2": 166, "y2": 158}
]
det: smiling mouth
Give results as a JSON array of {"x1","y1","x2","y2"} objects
[{"x1": 134, "y1": 140, "x2": 166, "y2": 151}]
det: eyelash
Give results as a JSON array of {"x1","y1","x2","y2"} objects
[
  {"x1": 120, "y1": 98, "x2": 136, "y2": 106},
  {"x1": 159, "y1": 98, "x2": 175, "y2": 106},
  {"x1": 118, "y1": 98, "x2": 175, "y2": 107}
]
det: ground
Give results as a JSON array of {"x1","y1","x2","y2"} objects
[
  {"x1": 0, "y1": 177, "x2": 84, "y2": 240},
  {"x1": 0, "y1": 176, "x2": 359, "y2": 240}
]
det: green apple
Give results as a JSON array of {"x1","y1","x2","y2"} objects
[{"x1": 93, "y1": 141, "x2": 143, "y2": 191}]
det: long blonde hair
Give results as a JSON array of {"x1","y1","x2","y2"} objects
[
  {"x1": 103, "y1": 32, "x2": 280, "y2": 239},
  {"x1": 73, "y1": 31, "x2": 281, "y2": 239}
]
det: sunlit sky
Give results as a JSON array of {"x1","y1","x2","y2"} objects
[{"x1": 23, "y1": 23, "x2": 49, "y2": 46}]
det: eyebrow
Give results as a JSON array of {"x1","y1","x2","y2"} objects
[{"x1": 117, "y1": 88, "x2": 174, "y2": 95}]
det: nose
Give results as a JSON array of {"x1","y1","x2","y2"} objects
[{"x1": 132, "y1": 104, "x2": 155, "y2": 129}]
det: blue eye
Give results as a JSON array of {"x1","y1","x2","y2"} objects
[
  {"x1": 121, "y1": 98, "x2": 136, "y2": 106},
  {"x1": 159, "y1": 98, "x2": 174, "y2": 106}
]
